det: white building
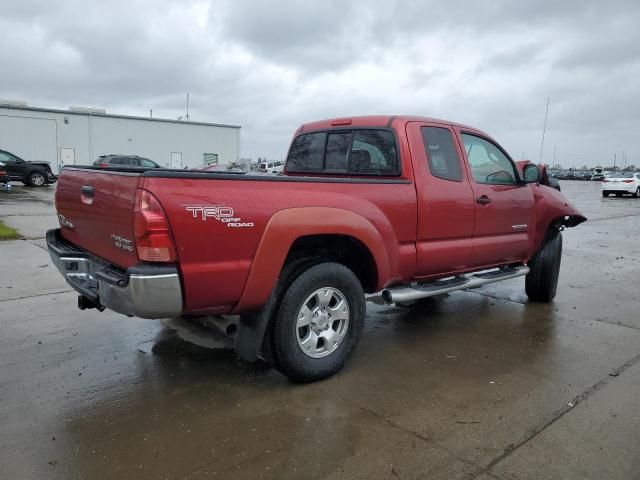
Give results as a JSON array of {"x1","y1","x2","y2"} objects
[{"x1": 0, "y1": 101, "x2": 241, "y2": 174}]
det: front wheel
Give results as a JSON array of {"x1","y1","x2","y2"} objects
[
  {"x1": 526, "y1": 229, "x2": 562, "y2": 302},
  {"x1": 269, "y1": 262, "x2": 365, "y2": 383},
  {"x1": 27, "y1": 171, "x2": 47, "y2": 187}
]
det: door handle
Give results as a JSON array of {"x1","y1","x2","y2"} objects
[
  {"x1": 80, "y1": 185, "x2": 94, "y2": 196},
  {"x1": 476, "y1": 195, "x2": 491, "y2": 205},
  {"x1": 80, "y1": 185, "x2": 94, "y2": 205}
]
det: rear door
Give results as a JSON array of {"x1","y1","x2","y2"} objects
[
  {"x1": 457, "y1": 131, "x2": 534, "y2": 266},
  {"x1": 55, "y1": 168, "x2": 141, "y2": 268},
  {"x1": 407, "y1": 122, "x2": 476, "y2": 277}
]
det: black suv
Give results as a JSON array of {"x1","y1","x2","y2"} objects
[
  {"x1": 94, "y1": 155, "x2": 162, "y2": 168},
  {"x1": 0, "y1": 149, "x2": 57, "y2": 186}
]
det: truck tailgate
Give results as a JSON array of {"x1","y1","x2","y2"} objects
[{"x1": 55, "y1": 168, "x2": 140, "y2": 268}]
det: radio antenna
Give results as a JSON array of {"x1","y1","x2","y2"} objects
[{"x1": 538, "y1": 97, "x2": 550, "y2": 165}]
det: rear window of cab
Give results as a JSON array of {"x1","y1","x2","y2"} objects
[{"x1": 286, "y1": 129, "x2": 400, "y2": 176}]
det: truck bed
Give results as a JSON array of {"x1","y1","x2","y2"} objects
[{"x1": 55, "y1": 166, "x2": 418, "y2": 313}]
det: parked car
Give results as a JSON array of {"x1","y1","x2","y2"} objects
[
  {"x1": 0, "y1": 161, "x2": 9, "y2": 186},
  {"x1": 602, "y1": 172, "x2": 640, "y2": 197},
  {"x1": 257, "y1": 160, "x2": 284, "y2": 174},
  {"x1": 0, "y1": 149, "x2": 57, "y2": 186},
  {"x1": 93, "y1": 155, "x2": 161, "y2": 169},
  {"x1": 47, "y1": 115, "x2": 586, "y2": 382}
]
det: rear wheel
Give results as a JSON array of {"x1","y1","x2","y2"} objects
[
  {"x1": 634, "y1": 187, "x2": 640, "y2": 198},
  {"x1": 27, "y1": 171, "x2": 46, "y2": 187},
  {"x1": 526, "y1": 229, "x2": 563, "y2": 303},
  {"x1": 269, "y1": 262, "x2": 365, "y2": 383}
]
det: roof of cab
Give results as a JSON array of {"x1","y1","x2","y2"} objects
[{"x1": 297, "y1": 115, "x2": 481, "y2": 134}]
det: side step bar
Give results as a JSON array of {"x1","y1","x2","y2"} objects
[{"x1": 381, "y1": 266, "x2": 530, "y2": 304}]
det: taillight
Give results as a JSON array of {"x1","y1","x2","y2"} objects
[
  {"x1": 133, "y1": 189, "x2": 176, "y2": 262},
  {"x1": 98, "y1": 163, "x2": 109, "y2": 167},
  {"x1": 602, "y1": 179, "x2": 609, "y2": 182},
  {"x1": 623, "y1": 179, "x2": 633, "y2": 183}
]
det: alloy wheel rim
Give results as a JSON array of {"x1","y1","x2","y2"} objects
[
  {"x1": 295, "y1": 287, "x2": 350, "y2": 358},
  {"x1": 32, "y1": 174, "x2": 45, "y2": 185}
]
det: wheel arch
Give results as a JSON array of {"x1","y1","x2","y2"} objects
[
  {"x1": 25, "y1": 167, "x2": 46, "y2": 183},
  {"x1": 231, "y1": 207, "x2": 390, "y2": 315},
  {"x1": 284, "y1": 234, "x2": 378, "y2": 292}
]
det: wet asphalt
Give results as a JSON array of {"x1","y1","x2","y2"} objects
[{"x1": 1, "y1": 181, "x2": 639, "y2": 479}]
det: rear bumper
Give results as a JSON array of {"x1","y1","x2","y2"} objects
[
  {"x1": 602, "y1": 183, "x2": 636, "y2": 193},
  {"x1": 46, "y1": 229, "x2": 182, "y2": 318}
]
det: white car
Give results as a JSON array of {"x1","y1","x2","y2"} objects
[
  {"x1": 257, "y1": 160, "x2": 284, "y2": 174},
  {"x1": 602, "y1": 172, "x2": 640, "y2": 197}
]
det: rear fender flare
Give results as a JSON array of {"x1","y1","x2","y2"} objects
[{"x1": 232, "y1": 207, "x2": 390, "y2": 315}]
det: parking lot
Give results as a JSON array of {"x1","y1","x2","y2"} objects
[{"x1": 1, "y1": 181, "x2": 639, "y2": 479}]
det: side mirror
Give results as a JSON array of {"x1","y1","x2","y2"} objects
[{"x1": 523, "y1": 164, "x2": 541, "y2": 184}]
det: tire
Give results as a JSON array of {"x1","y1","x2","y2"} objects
[
  {"x1": 27, "y1": 171, "x2": 47, "y2": 187},
  {"x1": 634, "y1": 187, "x2": 639, "y2": 198},
  {"x1": 526, "y1": 229, "x2": 562, "y2": 302},
  {"x1": 270, "y1": 262, "x2": 365, "y2": 383},
  {"x1": 602, "y1": 191, "x2": 609, "y2": 197}
]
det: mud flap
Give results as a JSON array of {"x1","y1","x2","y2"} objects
[
  {"x1": 234, "y1": 288, "x2": 279, "y2": 362},
  {"x1": 234, "y1": 257, "x2": 320, "y2": 362}
]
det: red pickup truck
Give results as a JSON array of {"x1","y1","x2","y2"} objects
[{"x1": 47, "y1": 115, "x2": 585, "y2": 382}]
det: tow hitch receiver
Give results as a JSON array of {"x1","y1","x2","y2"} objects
[{"x1": 77, "y1": 295, "x2": 105, "y2": 312}]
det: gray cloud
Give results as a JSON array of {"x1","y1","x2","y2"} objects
[{"x1": 1, "y1": 0, "x2": 639, "y2": 167}]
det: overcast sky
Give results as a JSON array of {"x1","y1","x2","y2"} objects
[{"x1": 2, "y1": 0, "x2": 639, "y2": 167}]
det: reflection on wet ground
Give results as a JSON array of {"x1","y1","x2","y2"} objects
[{"x1": 1, "y1": 181, "x2": 640, "y2": 479}]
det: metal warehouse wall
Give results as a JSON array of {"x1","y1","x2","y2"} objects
[{"x1": 0, "y1": 107, "x2": 240, "y2": 174}]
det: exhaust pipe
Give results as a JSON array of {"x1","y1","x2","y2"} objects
[{"x1": 77, "y1": 295, "x2": 105, "y2": 312}]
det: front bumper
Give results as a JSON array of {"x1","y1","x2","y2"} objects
[
  {"x1": 46, "y1": 172, "x2": 57, "y2": 183},
  {"x1": 46, "y1": 229, "x2": 182, "y2": 318}
]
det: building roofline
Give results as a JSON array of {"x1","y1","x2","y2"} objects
[{"x1": 0, "y1": 104, "x2": 241, "y2": 129}]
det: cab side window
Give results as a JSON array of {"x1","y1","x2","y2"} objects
[
  {"x1": 421, "y1": 127, "x2": 463, "y2": 181},
  {"x1": 462, "y1": 134, "x2": 518, "y2": 185}
]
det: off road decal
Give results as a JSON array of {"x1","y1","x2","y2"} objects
[{"x1": 185, "y1": 206, "x2": 254, "y2": 228}]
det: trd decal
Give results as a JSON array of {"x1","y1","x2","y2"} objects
[{"x1": 185, "y1": 206, "x2": 254, "y2": 228}]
